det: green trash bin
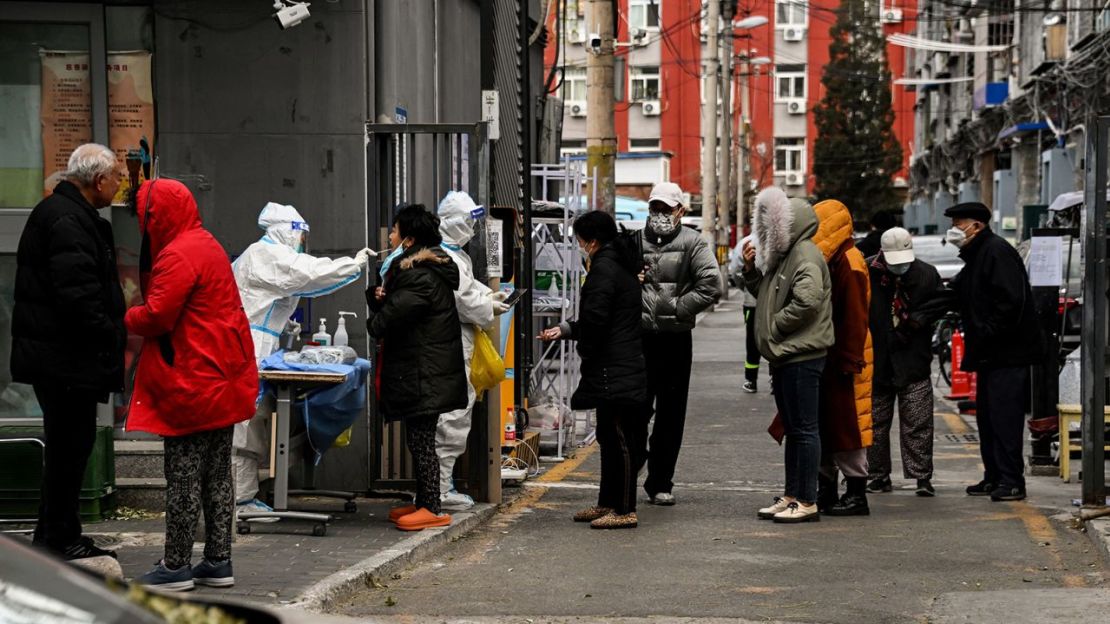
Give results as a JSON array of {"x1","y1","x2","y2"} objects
[{"x1": 0, "y1": 426, "x2": 117, "y2": 522}]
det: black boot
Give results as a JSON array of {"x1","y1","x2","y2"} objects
[
  {"x1": 826, "y1": 477, "x2": 870, "y2": 517},
  {"x1": 817, "y1": 472, "x2": 838, "y2": 514}
]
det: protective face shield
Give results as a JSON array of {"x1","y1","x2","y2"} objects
[
  {"x1": 887, "y1": 262, "x2": 911, "y2": 276},
  {"x1": 438, "y1": 191, "x2": 485, "y2": 248}
]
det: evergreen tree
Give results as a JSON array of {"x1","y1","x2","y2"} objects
[{"x1": 812, "y1": 0, "x2": 903, "y2": 220}]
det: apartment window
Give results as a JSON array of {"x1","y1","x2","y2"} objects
[
  {"x1": 630, "y1": 66, "x2": 660, "y2": 102},
  {"x1": 562, "y1": 67, "x2": 587, "y2": 102},
  {"x1": 629, "y1": 138, "x2": 660, "y2": 151},
  {"x1": 774, "y1": 138, "x2": 805, "y2": 173},
  {"x1": 775, "y1": 64, "x2": 806, "y2": 100},
  {"x1": 629, "y1": 0, "x2": 660, "y2": 31},
  {"x1": 775, "y1": 0, "x2": 808, "y2": 28}
]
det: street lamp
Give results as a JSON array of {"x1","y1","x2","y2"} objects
[{"x1": 734, "y1": 15, "x2": 769, "y2": 30}]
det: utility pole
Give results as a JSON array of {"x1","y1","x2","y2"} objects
[
  {"x1": 586, "y1": 0, "x2": 616, "y2": 215},
  {"x1": 717, "y1": 4, "x2": 733, "y2": 298},
  {"x1": 736, "y1": 57, "x2": 750, "y2": 234},
  {"x1": 700, "y1": 0, "x2": 721, "y2": 248}
]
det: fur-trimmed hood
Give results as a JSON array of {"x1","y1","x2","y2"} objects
[
  {"x1": 397, "y1": 245, "x2": 460, "y2": 291},
  {"x1": 751, "y1": 187, "x2": 819, "y2": 273}
]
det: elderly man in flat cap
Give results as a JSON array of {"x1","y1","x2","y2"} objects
[{"x1": 940, "y1": 202, "x2": 1044, "y2": 502}]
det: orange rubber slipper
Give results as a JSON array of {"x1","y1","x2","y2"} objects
[
  {"x1": 394, "y1": 508, "x2": 452, "y2": 531},
  {"x1": 388, "y1": 504, "x2": 417, "y2": 523}
]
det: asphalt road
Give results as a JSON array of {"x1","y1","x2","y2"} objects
[{"x1": 334, "y1": 296, "x2": 1108, "y2": 623}]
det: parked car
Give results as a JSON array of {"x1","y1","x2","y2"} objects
[{"x1": 908, "y1": 234, "x2": 964, "y2": 283}]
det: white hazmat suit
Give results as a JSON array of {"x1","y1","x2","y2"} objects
[
  {"x1": 436, "y1": 191, "x2": 509, "y2": 509},
  {"x1": 231, "y1": 202, "x2": 372, "y2": 508}
]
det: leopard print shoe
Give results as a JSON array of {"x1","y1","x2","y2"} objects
[
  {"x1": 572, "y1": 506, "x2": 613, "y2": 522},
  {"x1": 589, "y1": 512, "x2": 638, "y2": 529}
]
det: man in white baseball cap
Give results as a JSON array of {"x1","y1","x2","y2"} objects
[
  {"x1": 865, "y1": 227, "x2": 944, "y2": 498},
  {"x1": 636, "y1": 181, "x2": 721, "y2": 507}
]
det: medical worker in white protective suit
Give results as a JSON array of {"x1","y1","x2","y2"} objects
[
  {"x1": 437, "y1": 191, "x2": 510, "y2": 509},
  {"x1": 232, "y1": 202, "x2": 374, "y2": 518}
]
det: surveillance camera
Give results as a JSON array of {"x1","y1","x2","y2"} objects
[
  {"x1": 274, "y1": 1, "x2": 311, "y2": 30},
  {"x1": 588, "y1": 33, "x2": 601, "y2": 53}
]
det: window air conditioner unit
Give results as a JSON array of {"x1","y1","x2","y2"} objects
[
  {"x1": 641, "y1": 100, "x2": 662, "y2": 116},
  {"x1": 632, "y1": 28, "x2": 649, "y2": 46},
  {"x1": 570, "y1": 28, "x2": 586, "y2": 44},
  {"x1": 783, "y1": 27, "x2": 805, "y2": 42},
  {"x1": 785, "y1": 172, "x2": 804, "y2": 186},
  {"x1": 569, "y1": 101, "x2": 587, "y2": 117},
  {"x1": 881, "y1": 9, "x2": 903, "y2": 24},
  {"x1": 785, "y1": 98, "x2": 806, "y2": 115}
]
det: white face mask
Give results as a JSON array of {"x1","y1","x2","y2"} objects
[
  {"x1": 649, "y1": 213, "x2": 677, "y2": 235},
  {"x1": 945, "y1": 226, "x2": 969, "y2": 248}
]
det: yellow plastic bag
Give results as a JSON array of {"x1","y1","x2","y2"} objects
[
  {"x1": 332, "y1": 426, "x2": 352, "y2": 448},
  {"x1": 470, "y1": 326, "x2": 506, "y2": 395}
]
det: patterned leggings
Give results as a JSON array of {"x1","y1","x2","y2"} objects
[
  {"x1": 406, "y1": 415, "x2": 441, "y2": 514},
  {"x1": 163, "y1": 426, "x2": 234, "y2": 569},
  {"x1": 867, "y1": 379, "x2": 935, "y2": 480}
]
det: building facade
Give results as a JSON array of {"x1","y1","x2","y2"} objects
[
  {"x1": 545, "y1": 0, "x2": 917, "y2": 210},
  {"x1": 904, "y1": 0, "x2": 1109, "y2": 237}
]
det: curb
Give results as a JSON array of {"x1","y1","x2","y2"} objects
[
  {"x1": 1084, "y1": 517, "x2": 1110, "y2": 567},
  {"x1": 285, "y1": 502, "x2": 499, "y2": 613}
]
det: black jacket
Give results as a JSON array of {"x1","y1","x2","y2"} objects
[
  {"x1": 868, "y1": 258, "x2": 943, "y2": 388},
  {"x1": 560, "y1": 243, "x2": 646, "y2": 409},
  {"x1": 11, "y1": 181, "x2": 126, "y2": 395},
  {"x1": 855, "y1": 230, "x2": 883, "y2": 259},
  {"x1": 951, "y1": 228, "x2": 1044, "y2": 371},
  {"x1": 367, "y1": 245, "x2": 467, "y2": 420}
]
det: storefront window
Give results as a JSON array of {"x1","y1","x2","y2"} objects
[{"x1": 0, "y1": 22, "x2": 92, "y2": 209}]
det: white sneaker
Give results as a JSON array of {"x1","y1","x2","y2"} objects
[
  {"x1": 772, "y1": 501, "x2": 820, "y2": 523},
  {"x1": 757, "y1": 496, "x2": 791, "y2": 520},
  {"x1": 441, "y1": 490, "x2": 475, "y2": 511},
  {"x1": 236, "y1": 499, "x2": 280, "y2": 523}
]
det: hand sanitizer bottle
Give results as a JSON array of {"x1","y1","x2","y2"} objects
[
  {"x1": 334, "y1": 311, "x2": 358, "y2": 347},
  {"x1": 312, "y1": 318, "x2": 331, "y2": 346}
]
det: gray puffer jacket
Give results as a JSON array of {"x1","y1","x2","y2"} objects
[{"x1": 641, "y1": 224, "x2": 721, "y2": 332}]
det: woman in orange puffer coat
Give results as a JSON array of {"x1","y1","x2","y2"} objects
[{"x1": 812, "y1": 200, "x2": 874, "y2": 517}]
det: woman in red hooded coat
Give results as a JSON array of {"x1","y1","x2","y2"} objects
[{"x1": 126, "y1": 179, "x2": 258, "y2": 591}]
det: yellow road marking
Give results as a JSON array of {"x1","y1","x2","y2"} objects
[
  {"x1": 1011, "y1": 500, "x2": 1087, "y2": 588},
  {"x1": 498, "y1": 443, "x2": 599, "y2": 514},
  {"x1": 938, "y1": 411, "x2": 970, "y2": 435}
]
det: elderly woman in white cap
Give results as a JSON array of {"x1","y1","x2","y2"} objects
[{"x1": 864, "y1": 227, "x2": 944, "y2": 497}]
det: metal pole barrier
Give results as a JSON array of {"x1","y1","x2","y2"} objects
[{"x1": 1080, "y1": 115, "x2": 1107, "y2": 507}]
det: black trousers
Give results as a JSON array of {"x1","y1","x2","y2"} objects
[
  {"x1": 976, "y1": 366, "x2": 1029, "y2": 489},
  {"x1": 639, "y1": 330, "x2": 693, "y2": 496},
  {"x1": 743, "y1": 306, "x2": 760, "y2": 383},
  {"x1": 32, "y1": 384, "x2": 98, "y2": 549},
  {"x1": 595, "y1": 402, "x2": 647, "y2": 515},
  {"x1": 405, "y1": 415, "x2": 441, "y2": 514}
]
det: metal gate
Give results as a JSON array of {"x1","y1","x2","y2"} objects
[{"x1": 364, "y1": 123, "x2": 498, "y2": 501}]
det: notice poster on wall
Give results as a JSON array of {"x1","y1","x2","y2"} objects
[
  {"x1": 39, "y1": 50, "x2": 155, "y2": 203},
  {"x1": 39, "y1": 51, "x2": 92, "y2": 194}
]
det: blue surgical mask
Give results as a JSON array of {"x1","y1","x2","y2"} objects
[
  {"x1": 888, "y1": 263, "x2": 910, "y2": 276},
  {"x1": 378, "y1": 245, "x2": 404, "y2": 278}
]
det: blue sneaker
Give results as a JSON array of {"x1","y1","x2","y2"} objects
[
  {"x1": 137, "y1": 560, "x2": 194, "y2": 592},
  {"x1": 192, "y1": 559, "x2": 234, "y2": 588},
  {"x1": 236, "y1": 498, "x2": 279, "y2": 523}
]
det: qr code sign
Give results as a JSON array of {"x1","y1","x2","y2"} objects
[{"x1": 486, "y1": 219, "x2": 503, "y2": 278}]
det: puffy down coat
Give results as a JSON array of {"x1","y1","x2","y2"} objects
[
  {"x1": 367, "y1": 246, "x2": 467, "y2": 421},
  {"x1": 640, "y1": 224, "x2": 721, "y2": 332},
  {"x1": 812, "y1": 200, "x2": 872, "y2": 452},
  {"x1": 125, "y1": 179, "x2": 258, "y2": 436},
  {"x1": 559, "y1": 242, "x2": 647, "y2": 409},
  {"x1": 11, "y1": 180, "x2": 126, "y2": 396}
]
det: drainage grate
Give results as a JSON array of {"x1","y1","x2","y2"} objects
[{"x1": 939, "y1": 433, "x2": 979, "y2": 444}]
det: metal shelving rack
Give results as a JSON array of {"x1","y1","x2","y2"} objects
[{"x1": 528, "y1": 162, "x2": 594, "y2": 459}]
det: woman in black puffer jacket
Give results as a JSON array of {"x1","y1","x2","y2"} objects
[
  {"x1": 367, "y1": 204, "x2": 466, "y2": 532},
  {"x1": 540, "y1": 211, "x2": 647, "y2": 529}
]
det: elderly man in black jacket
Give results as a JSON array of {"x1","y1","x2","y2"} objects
[
  {"x1": 12, "y1": 143, "x2": 126, "y2": 560},
  {"x1": 942, "y1": 202, "x2": 1044, "y2": 501}
]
